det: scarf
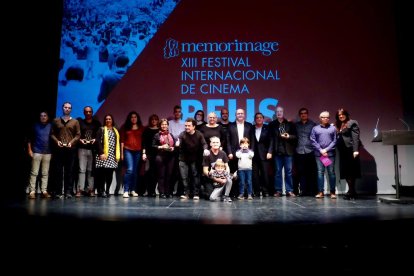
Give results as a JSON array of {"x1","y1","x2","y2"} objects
[
  {"x1": 103, "y1": 126, "x2": 120, "y2": 161},
  {"x1": 159, "y1": 130, "x2": 174, "y2": 147}
]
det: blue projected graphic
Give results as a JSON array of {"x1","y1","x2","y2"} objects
[{"x1": 57, "y1": 0, "x2": 180, "y2": 118}]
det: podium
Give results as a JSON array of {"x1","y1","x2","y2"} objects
[{"x1": 377, "y1": 130, "x2": 414, "y2": 203}]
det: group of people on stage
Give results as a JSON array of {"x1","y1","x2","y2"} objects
[{"x1": 27, "y1": 102, "x2": 361, "y2": 201}]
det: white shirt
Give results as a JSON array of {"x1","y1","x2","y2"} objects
[
  {"x1": 237, "y1": 121, "x2": 244, "y2": 143},
  {"x1": 255, "y1": 126, "x2": 262, "y2": 142}
]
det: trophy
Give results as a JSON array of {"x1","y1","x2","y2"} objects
[
  {"x1": 84, "y1": 130, "x2": 93, "y2": 144},
  {"x1": 61, "y1": 136, "x2": 68, "y2": 147},
  {"x1": 279, "y1": 123, "x2": 286, "y2": 136}
]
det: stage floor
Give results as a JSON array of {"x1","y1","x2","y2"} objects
[
  {"x1": 6, "y1": 194, "x2": 414, "y2": 225},
  {"x1": 3, "y1": 194, "x2": 414, "y2": 270}
]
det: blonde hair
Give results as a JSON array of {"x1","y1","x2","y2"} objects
[{"x1": 214, "y1": 159, "x2": 226, "y2": 169}]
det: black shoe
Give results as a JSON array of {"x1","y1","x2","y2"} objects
[{"x1": 343, "y1": 193, "x2": 356, "y2": 200}]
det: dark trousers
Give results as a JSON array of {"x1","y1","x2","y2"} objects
[
  {"x1": 169, "y1": 152, "x2": 184, "y2": 196},
  {"x1": 53, "y1": 148, "x2": 76, "y2": 196},
  {"x1": 294, "y1": 152, "x2": 317, "y2": 196},
  {"x1": 95, "y1": 167, "x2": 114, "y2": 195},
  {"x1": 252, "y1": 158, "x2": 271, "y2": 196}
]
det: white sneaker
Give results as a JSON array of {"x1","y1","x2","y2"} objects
[
  {"x1": 223, "y1": 196, "x2": 232, "y2": 202},
  {"x1": 123, "y1": 192, "x2": 130, "y2": 198},
  {"x1": 193, "y1": 196, "x2": 200, "y2": 200},
  {"x1": 130, "y1": 192, "x2": 139, "y2": 197}
]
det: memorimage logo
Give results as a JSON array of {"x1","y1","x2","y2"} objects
[
  {"x1": 164, "y1": 38, "x2": 279, "y2": 59},
  {"x1": 164, "y1": 38, "x2": 180, "y2": 59}
]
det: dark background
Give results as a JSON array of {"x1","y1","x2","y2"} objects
[
  {"x1": 15, "y1": 1, "x2": 414, "y2": 123},
  {"x1": 7, "y1": 0, "x2": 413, "y2": 198},
  {"x1": 3, "y1": 1, "x2": 413, "y2": 265}
]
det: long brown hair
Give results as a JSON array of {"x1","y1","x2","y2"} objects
[{"x1": 335, "y1": 108, "x2": 350, "y2": 129}]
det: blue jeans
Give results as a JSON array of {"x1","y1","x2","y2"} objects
[
  {"x1": 123, "y1": 149, "x2": 141, "y2": 193},
  {"x1": 274, "y1": 155, "x2": 293, "y2": 193},
  {"x1": 238, "y1": 169, "x2": 252, "y2": 195},
  {"x1": 315, "y1": 156, "x2": 336, "y2": 193}
]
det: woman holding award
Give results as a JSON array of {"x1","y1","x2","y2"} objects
[{"x1": 152, "y1": 119, "x2": 176, "y2": 198}]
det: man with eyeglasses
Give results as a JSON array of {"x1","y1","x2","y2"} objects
[
  {"x1": 310, "y1": 111, "x2": 337, "y2": 199},
  {"x1": 226, "y1": 108, "x2": 254, "y2": 197}
]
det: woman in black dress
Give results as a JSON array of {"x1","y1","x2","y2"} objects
[{"x1": 335, "y1": 108, "x2": 361, "y2": 200}]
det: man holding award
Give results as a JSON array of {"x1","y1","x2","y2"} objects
[
  {"x1": 268, "y1": 106, "x2": 297, "y2": 197},
  {"x1": 50, "y1": 102, "x2": 80, "y2": 198},
  {"x1": 76, "y1": 106, "x2": 101, "y2": 197}
]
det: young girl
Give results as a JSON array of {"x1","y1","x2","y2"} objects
[{"x1": 208, "y1": 159, "x2": 232, "y2": 202}]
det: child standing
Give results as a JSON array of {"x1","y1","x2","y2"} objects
[{"x1": 236, "y1": 137, "x2": 254, "y2": 200}]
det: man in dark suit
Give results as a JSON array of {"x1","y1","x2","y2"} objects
[
  {"x1": 251, "y1": 112, "x2": 273, "y2": 197},
  {"x1": 268, "y1": 106, "x2": 297, "y2": 197},
  {"x1": 226, "y1": 108, "x2": 254, "y2": 196}
]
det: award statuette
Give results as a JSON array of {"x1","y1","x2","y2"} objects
[
  {"x1": 61, "y1": 137, "x2": 68, "y2": 147},
  {"x1": 278, "y1": 123, "x2": 286, "y2": 136},
  {"x1": 84, "y1": 130, "x2": 93, "y2": 144}
]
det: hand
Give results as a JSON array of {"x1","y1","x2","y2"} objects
[
  {"x1": 353, "y1": 151, "x2": 359, "y2": 158},
  {"x1": 90, "y1": 139, "x2": 96, "y2": 144},
  {"x1": 228, "y1": 154, "x2": 233, "y2": 160},
  {"x1": 282, "y1": 133, "x2": 289, "y2": 139},
  {"x1": 57, "y1": 141, "x2": 64, "y2": 147},
  {"x1": 142, "y1": 153, "x2": 147, "y2": 161},
  {"x1": 203, "y1": 149, "x2": 210, "y2": 156},
  {"x1": 266, "y1": 153, "x2": 272, "y2": 159},
  {"x1": 80, "y1": 139, "x2": 87, "y2": 144}
]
